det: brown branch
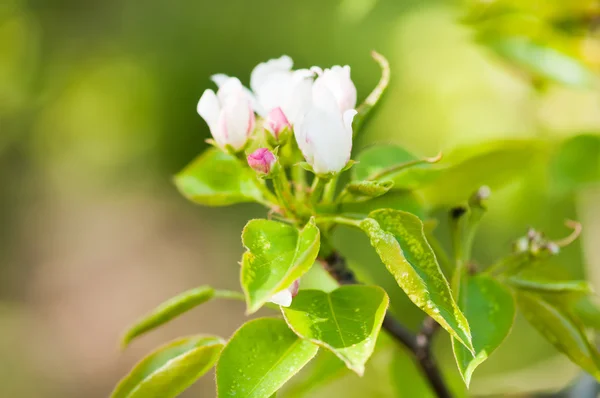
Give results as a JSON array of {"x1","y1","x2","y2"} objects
[{"x1": 322, "y1": 251, "x2": 452, "y2": 398}]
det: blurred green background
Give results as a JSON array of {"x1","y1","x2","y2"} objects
[{"x1": 2, "y1": 0, "x2": 600, "y2": 396}]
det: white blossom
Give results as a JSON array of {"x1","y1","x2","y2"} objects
[
  {"x1": 294, "y1": 79, "x2": 357, "y2": 174},
  {"x1": 197, "y1": 77, "x2": 255, "y2": 151}
]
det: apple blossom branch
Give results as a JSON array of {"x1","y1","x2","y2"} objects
[{"x1": 321, "y1": 250, "x2": 452, "y2": 398}]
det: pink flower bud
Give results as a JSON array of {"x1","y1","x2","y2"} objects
[
  {"x1": 264, "y1": 107, "x2": 292, "y2": 139},
  {"x1": 247, "y1": 148, "x2": 276, "y2": 175}
]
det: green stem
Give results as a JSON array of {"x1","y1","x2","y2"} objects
[
  {"x1": 213, "y1": 290, "x2": 246, "y2": 301},
  {"x1": 462, "y1": 187, "x2": 489, "y2": 263},
  {"x1": 292, "y1": 165, "x2": 307, "y2": 201},
  {"x1": 449, "y1": 207, "x2": 467, "y2": 299},
  {"x1": 315, "y1": 215, "x2": 362, "y2": 229},
  {"x1": 273, "y1": 169, "x2": 299, "y2": 216},
  {"x1": 310, "y1": 176, "x2": 328, "y2": 206},
  {"x1": 256, "y1": 181, "x2": 279, "y2": 208},
  {"x1": 323, "y1": 177, "x2": 338, "y2": 203}
]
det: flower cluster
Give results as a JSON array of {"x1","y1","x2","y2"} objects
[
  {"x1": 197, "y1": 55, "x2": 358, "y2": 175},
  {"x1": 196, "y1": 56, "x2": 360, "y2": 307}
]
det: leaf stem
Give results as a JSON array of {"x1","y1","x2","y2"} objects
[
  {"x1": 315, "y1": 216, "x2": 362, "y2": 229},
  {"x1": 213, "y1": 290, "x2": 246, "y2": 300},
  {"x1": 321, "y1": 250, "x2": 452, "y2": 398}
]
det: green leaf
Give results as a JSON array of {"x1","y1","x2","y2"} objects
[
  {"x1": 549, "y1": 134, "x2": 600, "y2": 195},
  {"x1": 359, "y1": 209, "x2": 473, "y2": 351},
  {"x1": 281, "y1": 285, "x2": 389, "y2": 375},
  {"x1": 112, "y1": 335, "x2": 224, "y2": 398},
  {"x1": 451, "y1": 274, "x2": 515, "y2": 386},
  {"x1": 346, "y1": 180, "x2": 394, "y2": 199},
  {"x1": 516, "y1": 290, "x2": 600, "y2": 379},
  {"x1": 216, "y1": 318, "x2": 319, "y2": 398},
  {"x1": 121, "y1": 286, "x2": 215, "y2": 347},
  {"x1": 419, "y1": 139, "x2": 545, "y2": 207},
  {"x1": 282, "y1": 350, "x2": 348, "y2": 397},
  {"x1": 352, "y1": 145, "x2": 439, "y2": 190},
  {"x1": 241, "y1": 218, "x2": 320, "y2": 313},
  {"x1": 354, "y1": 140, "x2": 545, "y2": 206},
  {"x1": 340, "y1": 191, "x2": 426, "y2": 220},
  {"x1": 353, "y1": 145, "x2": 418, "y2": 181},
  {"x1": 353, "y1": 51, "x2": 390, "y2": 133},
  {"x1": 482, "y1": 36, "x2": 597, "y2": 88},
  {"x1": 506, "y1": 278, "x2": 592, "y2": 295},
  {"x1": 574, "y1": 296, "x2": 600, "y2": 330},
  {"x1": 175, "y1": 147, "x2": 265, "y2": 206}
]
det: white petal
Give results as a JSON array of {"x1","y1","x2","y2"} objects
[
  {"x1": 221, "y1": 92, "x2": 253, "y2": 151},
  {"x1": 295, "y1": 83, "x2": 353, "y2": 174},
  {"x1": 311, "y1": 79, "x2": 341, "y2": 115},
  {"x1": 310, "y1": 66, "x2": 323, "y2": 76},
  {"x1": 317, "y1": 65, "x2": 357, "y2": 112},
  {"x1": 283, "y1": 72, "x2": 314, "y2": 125},
  {"x1": 211, "y1": 73, "x2": 231, "y2": 87},
  {"x1": 250, "y1": 55, "x2": 293, "y2": 93},
  {"x1": 343, "y1": 109, "x2": 358, "y2": 134},
  {"x1": 254, "y1": 72, "x2": 294, "y2": 114},
  {"x1": 216, "y1": 77, "x2": 244, "y2": 104},
  {"x1": 197, "y1": 89, "x2": 221, "y2": 130},
  {"x1": 295, "y1": 105, "x2": 351, "y2": 174},
  {"x1": 214, "y1": 110, "x2": 229, "y2": 148},
  {"x1": 213, "y1": 74, "x2": 263, "y2": 116},
  {"x1": 269, "y1": 289, "x2": 293, "y2": 307}
]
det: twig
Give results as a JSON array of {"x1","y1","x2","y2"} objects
[
  {"x1": 415, "y1": 317, "x2": 449, "y2": 398},
  {"x1": 321, "y1": 251, "x2": 452, "y2": 398}
]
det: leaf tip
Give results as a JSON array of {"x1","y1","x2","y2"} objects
[
  {"x1": 244, "y1": 300, "x2": 262, "y2": 316},
  {"x1": 463, "y1": 372, "x2": 473, "y2": 388},
  {"x1": 353, "y1": 365, "x2": 366, "y2": 377},
  {"x1": 119, "y1": 335, "x2": 131, "y2": 351},
  {"x1": 426, "y1": 151, "x2": 443, "y2": 164}
]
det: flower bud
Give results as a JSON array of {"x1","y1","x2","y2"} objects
[
  {"x1": 544, "y1": 242, "x2": 560, "y2": 255},
  {"x1": 264, "y1": 107, "x2": 292, "y2": 141},
  {"x1": 247, "y1": 148, "x2": 276, "y2": 175},
  {"x1": 294, "y1": 80, "x2": 356, "y2": 175},
  {"x1": 269, "y1": 279, "x2": 300, "y2": 307},
  {"x1": 197, "y1": 77, "x2": 255, "y2": 152},
  {"x1": 513, "y1": 236, "x2": 529, "y2": 253},
  {"x1": 314, "y1": 65, "x2": 357, "y2": 112}
]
